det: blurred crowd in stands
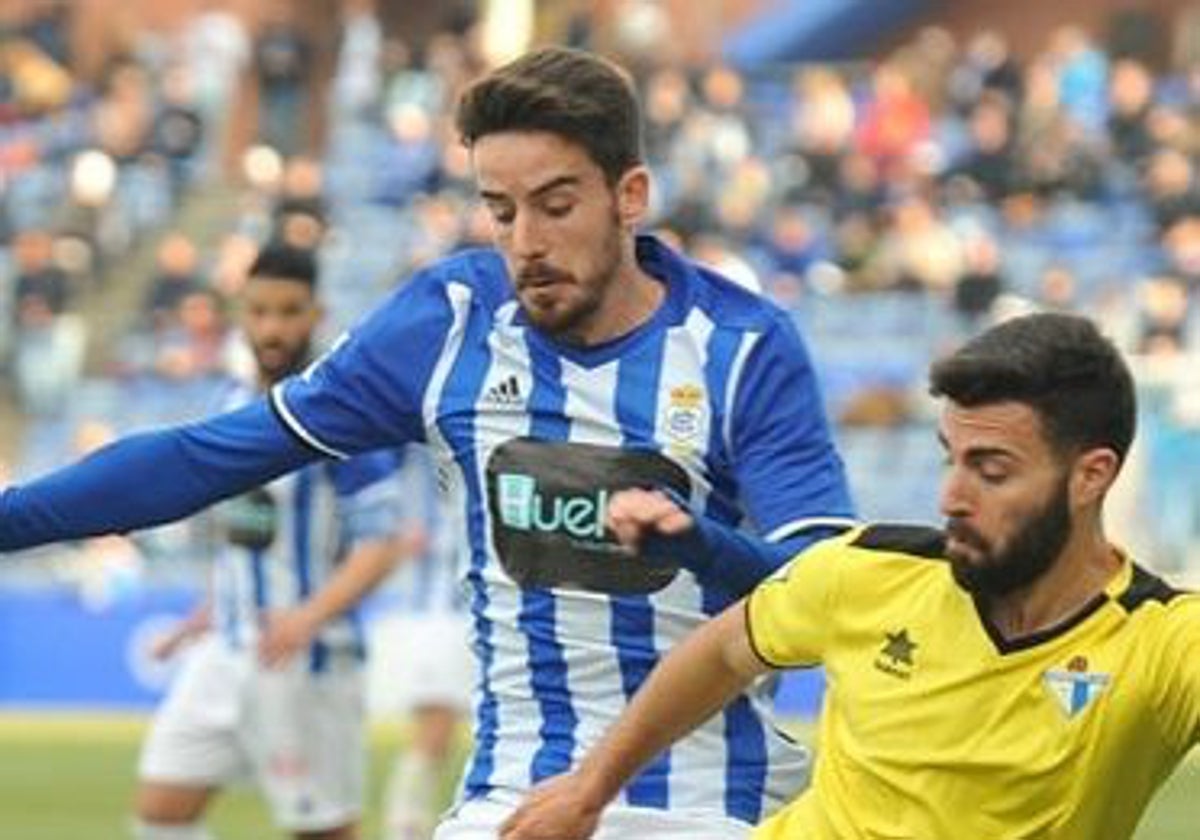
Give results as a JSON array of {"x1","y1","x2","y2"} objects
[{"x1": 2, "y1": 1, "x2": 1200, "y2": 588}]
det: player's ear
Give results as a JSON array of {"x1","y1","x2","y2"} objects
[
  {"x1": 615, "y1": 165, "x2": 650, "y2": 229},
  {"x1": 1070, "y1": 447, "x2": 1120, "y2": 509}
]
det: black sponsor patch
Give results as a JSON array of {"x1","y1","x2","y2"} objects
[
  {"x1": 220, "y1": 486, "x2": 278, "y2": 551},
  {"x1": 487, "y1": 438, "x2": 691, "y2": 594}
]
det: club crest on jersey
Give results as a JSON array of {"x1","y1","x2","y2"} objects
[
  {"x1": 663, "y1": 384, "x2": 707, "y2": 446},
  {"x1": 1044, "y1": 656, "x2": 1111, "y2": 719}
]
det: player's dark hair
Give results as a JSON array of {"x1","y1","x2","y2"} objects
[
  {"x1": 248, "y1": 241, "x2": 318, "y2": 290},
  {"x1": 455, "y1": 46, "x2": 643, "y2": 184},
  {"x1": 929, "y1": 313, "x2": 1136, "y2": 464}
]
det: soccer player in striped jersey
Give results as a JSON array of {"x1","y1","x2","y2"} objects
[
  {"x1": 0, "y1": 48, "x2": 855, "y2": 839},
  {"x1": 133, "y1": 243, "x2": 405, "y2": 840},
  {"x1": 373, "y1": 445, "x2": 473, "y2": 840},
  {"x1": 499, "y1": 313, "x2": 1200, "y2": 840}
]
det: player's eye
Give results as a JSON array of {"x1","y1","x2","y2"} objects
[
  {"x1": 485, "y1": 201, "x2": 514, "y2": 225},
  {"x1": 543, "y1": 200, "x2": 573, "y2": 218},
  {"x1": 977, "y1": 465, "x2": 1010, "y2": 485}
]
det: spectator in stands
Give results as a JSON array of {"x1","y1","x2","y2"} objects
[
  {"x1": 1161, "y1": 215, "x2": 1200, "y2": 291},
  {"x1": 331, "y1": 0, "x2": 384, "y2": 122},
  {"x1": 253, "y1": 2, "x2": 312, "y2": 156},
  {"x1": 946, "y1": 92, "x2": 1019, "y2": 202},
  {"x1": 641, "y1": 65, "x2": 693, "y2": 170},
  {"x1": 149, "y1": 65, "x2": 205, "y2": 205},
  {"x1": 142, "y1": 232, "x2": 203, "y2": 334},
  {"x1": 951, "y1": 228, "x2": 1006, "y2": 322},
  {"x1": 948, "y1": 29, "x2": 1022, "y2": 115},
  {"x1": 10, "y1": 228, "x2": 85, "y2": 414},
  {"x1": 93, "y1": 61, "x2": 154, "y2": 166},
  {"x1": 1135, "y1": 275, "x2": 1192, "y2": 355},
  {"x1": 1144, "y1": 147, "x2": 1200, "y2": 232},
  {"x1": 1014, "y1": 57, "x2": 1103, "y2": 201},
  {"x1": 181, "y1": 0, "x2": 249, "y2": 173},
  {"x1": 151, "y1": 287, "x2": 233, "y2": 382},
  {"x1": 872, "y1": 194, "x2": 963, "y2": 293},
  {"x1": 272, "y1": 154, "x2": 327, "y2": 250},
  {"x1": 381, "y1": 38, "x2": 445, "y2": 121},
  {"x1": 751, "y1": 204, "x2": 826, "y2": 284},
  {"x1": 375, "y1": 102, "x2": 441, "y2": 208},
  {"x1": 1049, "y1": 25, "x2": 1109, "y2": 132},
  {"x1": 1107, "y1": 58, "x2": 1157, "y2": 167},
  {"x1": 787, "y1": 67, "x2": 855, "y2": 203},
  {"x1": 1037, "y1": 264, "x2": 1082, "y2": 313},
  {"x1": 855, "y1": 62, "x2": 931, "y2": 180}
]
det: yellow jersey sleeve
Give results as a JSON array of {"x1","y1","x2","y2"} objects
[
  {"x1": 1155, "y1": 595, "x2": 1200, "y2": 748},
  {"x1": 745, "y1": 530, "x2": 853, "y2": 669}
]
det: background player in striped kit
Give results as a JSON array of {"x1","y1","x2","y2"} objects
[
  {"x1": 133, "y1": 243, "x2": 405, "y2": 840},
  {"x1": 0, "y1": 48, "x2": 855, "y2": 839},
  {"x1": 372, "y1": 444, "x2": 473, "y2": 840}
]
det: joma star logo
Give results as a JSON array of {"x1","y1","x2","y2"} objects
[
  {"x1": 881, "y1": 629, "x2": 917, "y2": 665},
  {"x1": 875, "y1": 629, "x2": 918, "y2": 679}
]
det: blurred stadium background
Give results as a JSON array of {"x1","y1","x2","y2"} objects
[{"x1": 0, "y1": 0, "x2": 1198, "y2": 836}]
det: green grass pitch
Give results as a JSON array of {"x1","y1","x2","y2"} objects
[
  {"x1": 0, "y1": 714, "x2": 1195, "y2": 838},
  {"x1": 0, "y1": 713, "x2": 462, "y2": 840}
]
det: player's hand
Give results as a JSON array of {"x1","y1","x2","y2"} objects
[
  {"x1": 150, "y1": 624, "x2": 197, "y2": 661},
  {"x1": 257, "y1": 607, "x2": 319, "y2": 668},
  {"x1": 150, "y1": 607, "x2": 211, "y2": 660},
  {"x1": 606, "y1": 487, "x2": 694, "y2": 552},
  {"x1": 498, "y1": 772, "x2": 604, "y2": 840}
]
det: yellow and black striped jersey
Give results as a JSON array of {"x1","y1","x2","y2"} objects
[{"x1": 747, "y1": 524, "x2": 1200, "y2": 840}]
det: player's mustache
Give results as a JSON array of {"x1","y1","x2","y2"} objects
[
  {"x1": 255, "y1": 341, "x2": 291, "y2": 357},
  {"x1": 517, "y1": 263, "x2": 571, "y2": 288},
  {"x1": 945, "y1": 518, "x2": 988, "y2": 551}
]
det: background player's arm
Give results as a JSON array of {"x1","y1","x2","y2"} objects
[
  {"x1": 258, "y1": 452, "x2": 411, "y2": 667},
  {"x1": 257, "y1": 528, "x2": 410, "y2": 667},
  {"x1": 499, "y1": 601, "x2": 769, "y2": 840},
  {"x1": 151, "y1": 598, "x2": 212, "y2": 660}
]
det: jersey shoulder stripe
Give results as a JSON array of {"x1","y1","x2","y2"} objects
[
  {"x1": 1116, "y1": 563, "x2": 1188, "y2": 612},
  {"x1": 849, "y1": 523, "x2": 946, "y2": 559}
]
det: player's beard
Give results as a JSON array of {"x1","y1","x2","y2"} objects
[
  {"x1": 253, "y1": 337, "x2": 312, "y2": 385},
  {"x1": 945, "y1": 476, "x2": 1073, "y2": 599},
  {"x1": 518, "y1": 209, "x2": 624, "y2": 341}
]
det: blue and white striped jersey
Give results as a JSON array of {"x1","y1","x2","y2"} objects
[
  {"x1": 212, "y1": 381, "x2": 403, "y2": 668},
  {"x1": 272, "y1": 236, "x2": 854, "y2": 821},
  {"x1": 383, "y1": 443, "x2": 468, "y2": 616}
]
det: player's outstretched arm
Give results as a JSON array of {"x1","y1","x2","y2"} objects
[
  {"x1": 499, "y1": 601, "x2": 771, "y2": 840},
  {"x1": 608, "y1": 487, "x2": 808, "y2": 598},
  {"x1": 0, "y1": 399, "x2": 317, "y2": 552},
  {"x1": 605, "y1": 486, "x2": 695, "y2": 547}
]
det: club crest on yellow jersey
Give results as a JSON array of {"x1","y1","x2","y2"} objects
[{"x1": 1044, "y1": 655, "x2": 1111, "y2": 718}]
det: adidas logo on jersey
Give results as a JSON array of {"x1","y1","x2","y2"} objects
[{"x1": 483, "y1": 375, "x2": 524, "y2": 407}]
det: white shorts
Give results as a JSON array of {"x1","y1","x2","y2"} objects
[
  {"x1": 367, "y1": 612, "x2": 474, "y2": 715},
  {"x1": 138, "y1": 636, "x2": 365, "y2": 832},
  {"x1": 432, "y1": 793, "x2": 752, "y2": 840}
]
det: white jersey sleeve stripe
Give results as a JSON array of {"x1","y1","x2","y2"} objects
[
  {"x1": 270, "y1": 386, "x2": 348, "y2": 460},
  {"x1": 722, "y1": 331, "x2": 759, "y2": 457},
  {"x1": 765, "y1": 516, "x2": 859, "y2": 544}
]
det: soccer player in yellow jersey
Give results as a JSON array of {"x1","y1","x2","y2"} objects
[{"x1": 498, "y1": 312, "x2": 1200, "y2": 840}]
